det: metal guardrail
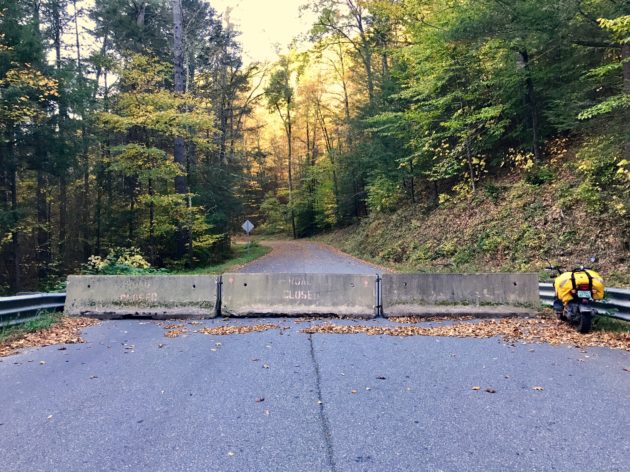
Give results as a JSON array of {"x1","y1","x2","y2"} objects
[
  {"x1": 0, "y1": 293, "x2": 66, "y2": 328},
  {"x1": 1, "y1": 285, "x2": 629, "y2": 326},
  {"x1": 539, "y1": 283, "x2": 630, "y2": 322}
]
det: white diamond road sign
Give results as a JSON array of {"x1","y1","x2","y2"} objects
[{"x1": 242, "y1": 220, "x2": 254, "y2": 235}]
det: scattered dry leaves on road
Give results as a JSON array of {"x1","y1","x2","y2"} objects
[
  {"x1": 302, "y1": 318, "x2": 630, "y2": 351},
  {"x1": 0, "y1": 317, "x2": 100, "y2": 357},
  {"x1": 389, "y1": 315, "x2": 475, "y2": 324},
  {"x1": 164, "y1": 328, "x2": 188, "y2": 338},
  {"x1": 197, "y1": 324, "x2": 281, "y2": 336}
]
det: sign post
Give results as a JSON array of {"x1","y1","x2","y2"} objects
[{"x1": 241, "y1": 220, "x2": 255, "y2": 255}]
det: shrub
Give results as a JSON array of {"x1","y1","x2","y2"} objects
[
  {"x1": 525, "y1": 165, "x2": 554, "y2": 186},
  {"x1": 366, "y1": 176, "x2": 403, "y2": 213},
  {"x1": 82, "y1": 247, "x2": 163, "y2": 275}
]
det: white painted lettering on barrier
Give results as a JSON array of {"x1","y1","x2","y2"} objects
[
  {"x1": 119, "y1": 292, "x2": 159, "y2": 304},
  {"x1": 283, "y1": 290, "x2": 320, "y2": 301}
]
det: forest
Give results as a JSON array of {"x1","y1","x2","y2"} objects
[{"x1": 1, "y1": 0, "x2": 629, "y2": 294}]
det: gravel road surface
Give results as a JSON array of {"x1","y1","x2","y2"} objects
[{"x1": 1, "y1": 241, "x2": 628, "y2": 471}]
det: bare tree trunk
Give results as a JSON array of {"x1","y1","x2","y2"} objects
[
  {"x1": 7, "y1": 126, "x2": 20, "y2": 292},
  {"x1": 52, "y1": 0, "x2": 68, "y2": 270},
  {"x1": 519, "y1": 50, "x2": 541, "y2": 162},
  {"x1": 286, "y1": 107, "x2": 297, "y2": 239},
  {"x1": 623, "y1": 44, "x2": 630, "y2": 162},
  {"x1": 136, "y1": 1, "x2": 146, "y2": 27},
  {"x1": 173, "y1": 0, "x2": 188, "y2": 258},
  {"x1": 148, "y1": 178, "x2": 155, "y2": 264},
  {"x1": 72, "y1": 0, "x2": 91, "y2": 259}
]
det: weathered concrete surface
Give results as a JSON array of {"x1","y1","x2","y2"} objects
[
  {"x1": 221, "y1": 273, "x2": 377, "y2": 318},
  {"x1": 382, "y1": 273, "x2": 539, "y2": 317},
  {"x1": 65, "y1": 275, "x2": 217, "y2": 319},
  {"x1": 2, "y1": 318, "x2": 629, "y2": 472}
]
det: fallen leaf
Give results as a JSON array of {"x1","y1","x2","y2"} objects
[
  {"x1": 351, "y1": 389, "x2": 357, "y2": 394},
  {"x1": 623, "y1": 368, "x2": 630, "y2": 372},
  {"x1": 255, "y1": 397, "x2": 265, "y2": 403},
  {"x1": 485, "y1": 388, "x2": 497, "y2": 394},
  {"x1": 39, "y1": 361, "x2": 46, "y2": 365},
  {"x1": 301, "y1": 319, "x2": 630, "y2": 351},
  {"x1": 532, "y1": 386, "x2": 544, "y2": 391},
  {"x1": 197, "y1": 325, "x2": 280, "y2": 336},
  {"x1": 472, "y1": 386, "x2": 481, "y2": 391},
  {"x1": 164, "y1": 329, "x2": 188, "y2": 338}
]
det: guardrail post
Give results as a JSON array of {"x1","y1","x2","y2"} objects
[
  {"x1": 375, "y1": 274, "x2": 383, "y2": 318},
  {"x1": 215, "y1": 275, "x2": 223, "y2": 318}
]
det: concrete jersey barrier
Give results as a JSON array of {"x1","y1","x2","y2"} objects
[
  {"x1": 221, "y1": 273, "x2": 377, "y2": 318},
  {"x1": 382, "y1": 273, "x2": 539, "y2": 317},
  {"x1": 65, "y1": 275, "x2": 217, "y2": 319}
]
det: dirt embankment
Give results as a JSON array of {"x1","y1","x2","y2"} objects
[{"x1": 320, "y1": 150, "x2": 629, "y2": 287}]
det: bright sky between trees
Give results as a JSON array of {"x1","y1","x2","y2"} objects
[{"x1": 210, "y1": 0, "x2": 317, "y2": 63}]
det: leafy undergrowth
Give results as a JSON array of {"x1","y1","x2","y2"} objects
[
  {"x1": 176, "y1": 242, "x2": 271, "y2": 275},
  {"x1": 302, "y1": 318, "x2": 630, "y2": 351},
  {"x1": 0, "y1": 315, "x2": 99, "y2": 357},
  {"x1": 319, "y1": 146, "x2": 629, "y2": 287}
]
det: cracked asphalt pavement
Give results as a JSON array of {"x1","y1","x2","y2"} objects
[{"x1": 1, "y1": 241, "x2": 629, "y2": 471}]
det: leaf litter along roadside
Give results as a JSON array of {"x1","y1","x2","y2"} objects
[
  {"x1": 161, "y1": 323, "x2": 282, "y2": 337},
  {"x1": 0, "y1": 317, "x2": 100, "y2": 357},
  {"x1": 389, "y1": 315, "x2": 475, "y2": 324},
  {"x1": 301, "y1": 318, "x2": 630, "y2": 351}
]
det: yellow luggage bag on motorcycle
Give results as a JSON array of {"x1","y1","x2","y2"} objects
[{"x1": 554, "y1": 269, "x2": 605, "y2": 304}]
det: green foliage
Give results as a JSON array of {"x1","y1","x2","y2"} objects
[
  {"x1": 260, "y1": 193, "x2": 290, "y2": 234},
  {"x1": 82, "y1": 247, "x2": 164, "y2": 275},
  {"x1": 483, "y1": 183, "x2": 503, "y2": 203},
  {"x1": 366, "y1": 176, "x2": 402, "y2": 213},
  {"x1": 525, "y1": 166, "x2": 555, "y2": 186}
]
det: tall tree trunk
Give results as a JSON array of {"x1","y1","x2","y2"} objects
[
  {"x1": 317, "y1": 106, "x2": 340, "y2": 220},
  {"x1": 72, "y1": 0, "x2": 91, "y2": 259},
  {"x1": 623, "y1": 43, "x2": 630, "y2": 162},
  {"x1": 172, "y1": 0, "x2": 188, "y2": 258},
  {"x1": 7, "y1": 126, "x2": 20, "y2": 292},
  {"x1": 33, "y1": 1, "x2": 50, "y2": 285},
  {"x1": 52, "y1": 0, "x2": 68, "y2": 270},
  {"x1": 148, "y1": 177, "x2": 155, "y2": 264},
  {"x1": 519, "y1": 50, "x2": 541, "y2": 162},
  {"x1": 286, "y1": 106, "x2": 297, "y2": 239}
]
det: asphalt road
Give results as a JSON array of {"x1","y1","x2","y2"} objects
[
  {"x1": 238, "y1": 240, "x2": 384, "y2": 274},
  {"x1": 1, "y1": 241, "x2": 629, "y2": 471}
]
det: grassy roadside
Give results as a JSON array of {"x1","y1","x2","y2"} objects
[
  {"x1": 0, "y1": 312, "x2": 63, "y2": 343},
  {"x1": 177, "y1": 241, "x2": 271, "y2": 275},
  {"x1": 594, "y1": 316, "x2": 630, "y2": 333},
  {"x1": 0, "y1": 311, "x2": 63, "y2": 344}
]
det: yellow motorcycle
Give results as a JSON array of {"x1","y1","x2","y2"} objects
[{"x1": 545, "y1": 259, "x2": 605, "y2": 334}]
